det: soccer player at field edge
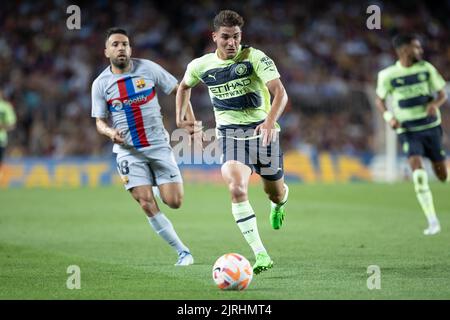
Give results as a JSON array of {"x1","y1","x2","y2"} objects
[
  {"x1": 376, "y1": 34, "x2": 448, "y2": 235},
  {"x1": 176, "y1": 10, "x2": 289, "y2": 274},
  {"x1": 91, "y1": 28, "x2": 197, "y2": 266},
  {"x1": 0, "y1": 89, "x2": 16, "y2": 179}
]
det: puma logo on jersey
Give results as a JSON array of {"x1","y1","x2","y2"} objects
[{"x1": 208, "y1": 74, "x2": 217, "y2": 81}]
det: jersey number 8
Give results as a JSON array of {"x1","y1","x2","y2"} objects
[{"x1": 119, "y1": 160, "x2": 130, "y2": 175}]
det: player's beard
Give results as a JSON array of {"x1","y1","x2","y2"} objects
[
  {"x1": 112, "y1": 56, "x2": 130, "y2": 70},
  {"x1": 411, "y1": 53, "x2": 422, "y2": 64}
]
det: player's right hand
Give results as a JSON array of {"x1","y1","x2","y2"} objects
[
  {"x1": 191, "y1": 121, "x2": 204, "y2": 149},
  {"x1": 176, "y1": 120, "x2": 196, "y2": 134},
  {"x1": 389, "y1": 118, "x2": 400, "y2": 130},
  {"x1": 426, "y1": 102, "x2": 439, "y2": 117}
]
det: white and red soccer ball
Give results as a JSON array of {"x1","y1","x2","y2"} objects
[{"x1": 212, "y1": 253, "x2": 253, "y2": 290}]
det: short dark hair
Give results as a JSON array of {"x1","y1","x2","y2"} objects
[
  {"x1": 392, "y1": 34, "x2": 419, "y2": 49},
  {"x1": 213, "y1": 10, "x2": 244, "y2": 31},
  {"x1": 105, "y1": 27, "x2": 128, "y2": 43}
]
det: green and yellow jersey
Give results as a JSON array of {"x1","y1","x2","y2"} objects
[
  {"x1": 0, "y1": 99, "x2": 16, "y2": 147},
  {"x1": 376, "y1": 60, "x2": 446, "y2": 134},
  {"x1": 183, "y1": 45, "x2": 280, "y2": 128}
]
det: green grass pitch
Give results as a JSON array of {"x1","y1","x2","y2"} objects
[{"x1": 1, "y1": 182, "x2": 449, "y2": 299}]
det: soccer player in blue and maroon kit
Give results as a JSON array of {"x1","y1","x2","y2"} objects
[{"x1": 91, "y1": 28, "x2": 195, "y2": 266}]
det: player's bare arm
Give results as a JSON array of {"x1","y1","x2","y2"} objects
[
  {"x1": 375, "y1": 96, "x2": 400, "y2": 129},
  {"x1": 176, "y1": 80, "x2": 199, "y2": 133},
  {"x1": 426, "y1": 89, "x2": 447, "y2": 116},
  {"x1": 172, "y1": 83, "x2": 196, "y2": 135},
  {"x1": 176, "y1": 80, "x2": 203, "y2": 147},
  {"x1": 254, "y1": 78, "x2": 288, "y2": 147},
  {"x1": 95, "y1": 117, "x2": 124, "y2": 145}
]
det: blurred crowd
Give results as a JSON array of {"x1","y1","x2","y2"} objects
[{"x1": 1, "y1": 0, "x2": 450, "y2": 158}]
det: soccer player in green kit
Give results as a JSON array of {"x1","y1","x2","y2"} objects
[
  {"x1": 376, "y1": 34, "x2": 448, "y2": 235},
  {"x1": 0, "y1": 89, "x2": 16, "y2": 179},
  {"x1": 176, "y1": 10, "x2": 289, "y2": 274}
]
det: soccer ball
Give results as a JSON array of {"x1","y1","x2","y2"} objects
[{"x1": 212, "y1": 253, "x2": 253, "y2": 290}]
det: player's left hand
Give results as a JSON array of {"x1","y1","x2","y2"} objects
[
  {"x1": 254, "y1": 119, "x2": 278, "y2": 147},
  {"x1": 426, "y1": 102, "x2": 438, "y2": 117}
]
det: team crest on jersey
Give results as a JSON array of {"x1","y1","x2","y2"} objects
[
  {"x1": 418, "y1": 73, "x2": 427, "y2": 81},
  {"x1": 121, "y1": 176, "x2": 129, "y2": 184},
  {"x1": 235, "y1": 64, "x2": 248, "y2": 76},
  {"x1": 136, "y1": 78, "x2": 146, "y2": 89},
  {"x1": 395, "y1": 78, "x2": 405, "y2": 85}
]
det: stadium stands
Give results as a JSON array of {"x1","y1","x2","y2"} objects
[{"x1": 1, "y1": 0, "x2": 449, "y2": 157}]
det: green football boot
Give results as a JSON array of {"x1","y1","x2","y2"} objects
[
  {"x1": 252, "y1": 252, "x2": 274, "y2": 275},
  {"x1": 270, "y1": 184, "x2": 289, "y2": 230},
  {"x1": 270, "y1": 205, "x2": 285, "y2": 230}
]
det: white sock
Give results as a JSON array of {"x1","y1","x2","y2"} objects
[
  {"x1": 413, "y1": 169, "x2": 439, "y2": 226},
  {"x1": 148, "y1": 212, "x2": 189, "y2": 254},
  {"x1": 231, "y1": 201, "x2": 266, "y2": 256}
]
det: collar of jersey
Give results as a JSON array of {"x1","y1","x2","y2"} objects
[
  {"x1": 214, "y1": 45, "x2": 242, "y2": 62},
  {"x1": 395, "y1": 60, "x2": 420, "y2": 70}
]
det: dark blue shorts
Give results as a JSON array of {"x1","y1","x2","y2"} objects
[
  {"x1": 218, "y1": 121, "x2": 284, "y2": 181},
  {"x1": 398, "y1": 126, "x2": 446, "y2": 162}
]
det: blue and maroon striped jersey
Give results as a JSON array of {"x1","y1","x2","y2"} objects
[{"x1": 91, "y1": 58, "x2": 177, "y2": 153}]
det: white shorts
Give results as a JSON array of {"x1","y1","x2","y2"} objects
[{"x1": 116, "y1": 144, "x2": 182, "y2": 190}]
